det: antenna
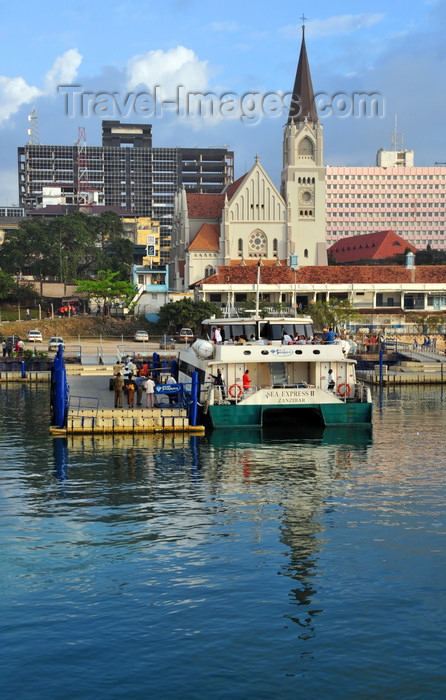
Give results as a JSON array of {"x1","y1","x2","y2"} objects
[
  {"x1": 76, "y1": 127, "x2": 90, "y2": 208},
  {"x1": 27, "y1": 107, "x2": 41, "y2": 145},
  {"x1": 391, "y1": 114, "x2": 403, "y2": 151}
]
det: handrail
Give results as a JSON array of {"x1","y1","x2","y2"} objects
[{"x1": 69, "y1": 395, "x2": 99, "y2": 415}]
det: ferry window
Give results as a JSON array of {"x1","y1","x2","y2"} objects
[
  {"x1": 294, "y1": 349, "x2": 303, "y2": 354},
  {"x1": 259, "y1": 322, "x2": 269, "y2": 338}
]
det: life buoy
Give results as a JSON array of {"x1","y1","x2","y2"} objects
[
  {"x1": 337, "y1": 382, "x2": 351, "y2": 397},
  {"x1": 229, "y1": 383, "x2": 243, "y2": 399}
]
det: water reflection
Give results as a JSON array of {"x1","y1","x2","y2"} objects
[{"x1": 3, "y1": 385, "x2": 446, "y2": 697}]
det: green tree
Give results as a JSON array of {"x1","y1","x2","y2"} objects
[
  {"x1": 405, "y1": 312, "x2": 445, "y2": 333},
  {"x1": 0, "y1": 219, "x2": 55, "y2": 279},
  {"x1": 75, "y1": 269, "x2": 136, "y2": 311},
  {"x1": 0, "y1": 270, "x2": 14, "y2": 300},
  {"x1": 0, "y1": 211, "x2": 133, "y2": 283},
  {"x1": 308, "y1": 298, "x2": 363, "y2": 331},
  {"x1": 239, "y1": 295, "x2": 270, "y2": 318},
  {"x1": 157, "y1": 298, "x2": 221, "y2": 333},
  {"x1": 106, "y1": 237, "x2": 134, "y2": 280}
]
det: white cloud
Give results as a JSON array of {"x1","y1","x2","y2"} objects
[
  {"x1": 44, "y1": 49, "x2": 82, "y2": 93},
  {"x1": 126, "y1": 46, "x2": 209, "y2": 100},
  {"x1": 209, "y1": 21, "x2": 241, "y2": 32},
  {"x1": 282, "y1": 14, "x2": 385, "y2": 40},
  {"x1": 0, "y1": 48, "x2": 82, "y2": 126},
  {"x1": 0, "y1": 76, "x2": 41, "y2": 125}
]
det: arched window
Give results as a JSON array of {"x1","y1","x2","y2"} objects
[
  {"x1": 238, "y1": 238, "x2": 243, "y2": 257},
  {"x1": 205, "y1": 265, "x2": 214, "y2": 277},
  {"x1": 273, "y1": 238, "x2": 278, "y2": 255},
  {"x1": 298, "y1": 137, "x2": 314, "y2": 157},
  {"x1": 304, "y1": 249, "x2": 309, "y2": 258},
  {"x1": 248, "y1": 229, "x2": 267, "y2": 257}
]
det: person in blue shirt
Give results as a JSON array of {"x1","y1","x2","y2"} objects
[{"x1": 322, "y1": 328, "x2": 336, "y2": 344}]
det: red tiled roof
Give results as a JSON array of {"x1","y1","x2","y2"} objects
[
  {"x1": 224, "y1": 173, "x2": 247, "y2": 199},
  {"x1": 187, "y1": 223, "x2": 220, "y2": 251},
  {"x1": 186, "y1": 173, "x2": 247, "y2": 219},
  {"x1": 186, "y1": 193, "x2": 225, "y2": 219},
  {"x1": 328, "y1": 230, "x2": 418, "y2": 262},
  {"x1": 193, "y1": 265, "x2": 446, "y2": 286}
]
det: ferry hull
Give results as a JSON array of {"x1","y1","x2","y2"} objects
[{"x1": 206, "y1": 401, "x2": 373, "y2": 430}]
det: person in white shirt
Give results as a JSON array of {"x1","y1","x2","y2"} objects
[
  {"x1": 166, "y1": 374, "x2": 177, "y2": 404},
  {"x1": 145, "y1": 375, "x2": 156, "y2": 408}
]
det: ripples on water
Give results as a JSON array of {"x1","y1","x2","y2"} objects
[{"x1": 1, "y1": 384, "x2": 445, "y2": 699}]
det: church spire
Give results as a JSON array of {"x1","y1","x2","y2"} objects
[{"x1": 288, "y1": 23, "x2": 318, "y2": 125}]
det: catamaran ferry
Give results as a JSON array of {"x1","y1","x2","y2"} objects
[{"x1": 177, "y1": 315, "x2": 373, "y2": 430}]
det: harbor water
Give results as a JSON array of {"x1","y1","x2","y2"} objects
[{"x1": 1, "y1": 383, "x2": 445, "y2": 699}]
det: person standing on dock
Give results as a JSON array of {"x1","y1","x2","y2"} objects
[
  {"x1": 135, "y1": 373, "x2": 145, "y2": 406},
  {"x1": 114, "y1": 372, "x2": 124, "y2": 408},
  {"x1": 145, "y1": 375, "x2": 156, "y2": 408},
  {"x1": 126, "y1": 374, "x2": 136, "y2": 408}
]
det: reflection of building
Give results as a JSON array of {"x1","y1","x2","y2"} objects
[{"x1": 18, "y1": 121, "x2": 234, "y2": 264}]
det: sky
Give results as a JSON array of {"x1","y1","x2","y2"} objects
[{"x1": 1, "y1": 0, "x2": 446, "y2": 205}]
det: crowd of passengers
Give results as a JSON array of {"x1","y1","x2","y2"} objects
[{"x1": 210, "y1": 326, "x2": 339, "y2": 345}]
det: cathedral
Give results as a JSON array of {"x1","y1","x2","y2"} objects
[{"x1": 169, "y1": 26, "x2": 328, "y2": 293}]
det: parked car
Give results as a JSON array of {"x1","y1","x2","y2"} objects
[
  {"x1": 48, "y1": 336, "x2": 65, "y2": 351},
  {"x1": 179, "y1": 328, "x2": 194, "y2": 342},
  {"x1": 134, "y1": 330, "x2": 149, "y2": 342},
  {"x1": 159, "y1": 336, "x2": 176, "y2": 350},
  {"x1": 26, "y1": 329, "x2": 43, "y2": 343}
]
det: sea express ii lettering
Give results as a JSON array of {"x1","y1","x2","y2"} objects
[{"x1": 264, "y1": 389, "x2": 315, "y2": 402}]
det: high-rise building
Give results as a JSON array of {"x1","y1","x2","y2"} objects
[
  {"x1": 326, "y1": 153, "x2": 446, "y2": 251},
  {"x1": 17, "y1": 122, "x2": 234, "y2": 263}
]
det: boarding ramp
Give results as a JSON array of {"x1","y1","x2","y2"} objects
[{"x1": 383, "y1": 340, "x2": 446, "y2": 363}]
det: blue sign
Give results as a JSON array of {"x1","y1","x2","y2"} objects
[{"x1": 155, "y1": 384, "x2": 181, "y2": 394}]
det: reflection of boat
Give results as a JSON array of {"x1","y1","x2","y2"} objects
[
  {"x1": 205, "y1": 425, "x2": 373, "y2": 448},
  {"x1": 178, "y1": 315, "x2": 373, "y2": 430}
]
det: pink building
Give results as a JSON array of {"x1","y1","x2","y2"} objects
[{"x1": 326, "y1": 165, "x2": 446, "y2": 250}]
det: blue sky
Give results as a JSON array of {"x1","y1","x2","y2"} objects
[{"x1": 1, "y1": 0, "x2": 446, "y2": 205}]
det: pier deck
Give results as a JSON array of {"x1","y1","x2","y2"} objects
[{"x1": 51, "y1": 371, "x2": 204, "y2": 436}]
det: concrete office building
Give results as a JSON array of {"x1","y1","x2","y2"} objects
[
  {"x1": 18, "y1": 121, "x2": 234, "y2": 264},
  {"x1": 326, "y1": 151, "x2": 446, "y2": 251}
]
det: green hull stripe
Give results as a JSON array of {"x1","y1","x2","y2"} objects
[{"x1": 207, "y1": 402, "x2": 372, "y2": 429}]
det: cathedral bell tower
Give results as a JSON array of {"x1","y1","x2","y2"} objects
[{"x1": 281, "y1": 24, "x2": 327, "y2": 266}]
